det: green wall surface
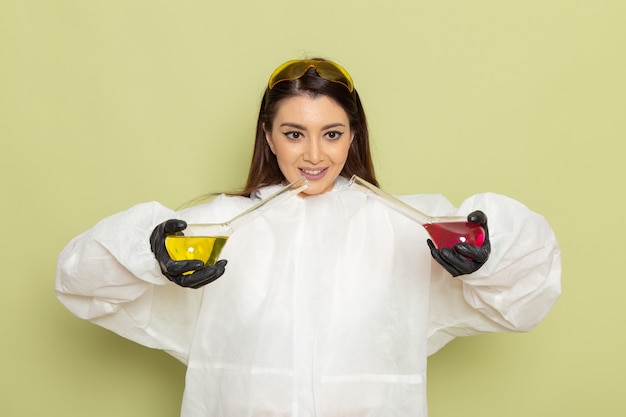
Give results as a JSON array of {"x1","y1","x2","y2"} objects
[{"x1": 2, "y1": 0, "x2": 625, "y2": 416}]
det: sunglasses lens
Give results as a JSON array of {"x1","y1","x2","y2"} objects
[
  {"x1": 268, "y1": 60, "x2": 354, "y2": 92},
  {"x1": 314, "y1": 61, "x2": 354, "y2": 91},
  {"x1": 268, "y1": 61, "x2": 308, "y2": 89}
]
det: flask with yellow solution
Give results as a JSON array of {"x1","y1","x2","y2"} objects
[
  {"x1": 166, "y1": 177, "x2": 309, "y2": 266},
  {"x1": 165, "y1": 235, "x2": 229, "y2": 266}
]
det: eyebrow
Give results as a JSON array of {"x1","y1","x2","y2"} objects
[{"x1": 279, "y1": 122, "x2": 347, "y2": 130}]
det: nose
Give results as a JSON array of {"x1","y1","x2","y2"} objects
[{"x1": 304, "y1": 138, "x2": 324, "y2": 164}]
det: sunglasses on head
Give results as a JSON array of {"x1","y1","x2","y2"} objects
[{"x1": 268, "y1": 59, "x2": 355, "y2": 92}]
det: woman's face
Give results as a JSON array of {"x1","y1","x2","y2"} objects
[{"x1": 264, "y1": 95, "x2": 354, "y2": 196}]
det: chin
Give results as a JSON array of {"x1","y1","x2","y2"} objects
[{"x1": 302, "y1": 184, "x2": 333, "y2": 196}]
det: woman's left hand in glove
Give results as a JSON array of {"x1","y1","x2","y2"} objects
[{"x1": 427, "y1": 210, "x2": 491, "y2": 277}]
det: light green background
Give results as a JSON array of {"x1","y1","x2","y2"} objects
[{"x1": 2, "y1": 0, "x2": 624, "y2": 416}]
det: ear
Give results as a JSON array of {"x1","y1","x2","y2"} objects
[{"x1": 263, "y1": 122, "x2": 276, "y2": 154}]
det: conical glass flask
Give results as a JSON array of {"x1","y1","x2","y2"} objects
[
  {"x1": 166, "y1": 176, "x2": 309, "y2": 266},
  {"x1": 349, "y1": 175, "x2": 485, "y2": 249}
]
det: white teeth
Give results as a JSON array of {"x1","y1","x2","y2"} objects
[{"x1": 302, "y1": 169, "x2": 323, "y2": 175}]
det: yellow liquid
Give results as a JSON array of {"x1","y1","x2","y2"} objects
[{"x1": 165, "y1": 236, "x2": 229, "y2": 266}]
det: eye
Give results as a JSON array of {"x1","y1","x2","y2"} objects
[
  {"x1": 283, "y1": 131, "x2": 303, "y2": 141},
  {"x1": 325, "y1": 130, "x2": 344, "y2": 141}
]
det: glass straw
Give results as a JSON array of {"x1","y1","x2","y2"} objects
[{"x1": 348, "y1": 175, "x2": 464, "y2": 224}]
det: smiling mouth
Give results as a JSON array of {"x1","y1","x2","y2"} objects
[
  {"x1": 300, "y1": 168, "x2": 327, "y2": 175},
  {"x1": 298, "y1": 167, "x2": 329, "y2": 179}
]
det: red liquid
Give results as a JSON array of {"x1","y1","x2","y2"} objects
[{"x1": 423, "y1": 221, "x2": 485, "y2": 249}]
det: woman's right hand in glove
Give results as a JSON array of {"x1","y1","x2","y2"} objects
[{"x1": 149, "y1": 219, "x2": 227, "y2": 289}]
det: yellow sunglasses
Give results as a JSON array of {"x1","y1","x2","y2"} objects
[{"x1": 268, "y1": 59, "x2": 354, "y2": 92}]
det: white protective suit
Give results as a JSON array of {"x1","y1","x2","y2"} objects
[{"x1": 56, "y1": 177, "x2": 561, "y2": 417}]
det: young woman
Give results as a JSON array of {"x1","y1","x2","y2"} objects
[{"x1": 56, "y1": 58, "x2": 561, "y2": 416}]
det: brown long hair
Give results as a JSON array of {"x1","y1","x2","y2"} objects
[{"x1": 236, "y1": 59, "x2": 378, "y2": 197}]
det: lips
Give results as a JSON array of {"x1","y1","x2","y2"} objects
[{"x1": 299, "y1": 167, "x2": 328, "y2": 180}]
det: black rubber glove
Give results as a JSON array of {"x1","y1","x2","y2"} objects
[
  {"x1": 149, "y1": 219, "x2": 227, "y2": 289},
  {"x1": 427, "y1": 210, "x2": 491, "y2": 277}
]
